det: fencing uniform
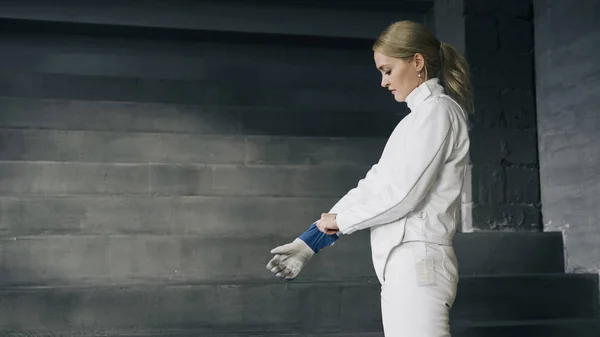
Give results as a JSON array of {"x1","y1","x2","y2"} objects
[{"x1": 331, "y1": 78, "x2": 470, "y2": 336}]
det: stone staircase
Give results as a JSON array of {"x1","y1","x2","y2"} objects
[
  {"x1": 0, "y1": 22, "x2": 599, "y2": 337},
  {"x1": 0, "y1": 96, "x2": 599, "y2": 337}
]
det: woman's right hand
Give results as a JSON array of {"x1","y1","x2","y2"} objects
[{"x1": 316, "y1": 213, "x2": 340, "y2": 235}]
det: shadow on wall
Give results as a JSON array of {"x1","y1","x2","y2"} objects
[
  {"x1": 0, "y1": 248, "x2": 82, "y2": 332},
  {"x1": 0, "y1": 18, "x2": 407, "y2": 139}
]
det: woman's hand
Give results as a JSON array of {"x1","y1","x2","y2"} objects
[{"x1": 317, "y1": 213, "x2": 339, "y2": 235}]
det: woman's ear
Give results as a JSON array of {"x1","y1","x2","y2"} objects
[{"x1": 413, "y1": 53, "x2": 425, "y2": 72}]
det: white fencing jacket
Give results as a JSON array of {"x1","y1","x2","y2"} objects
[{"x1": 331, "y1": 78, "x2": 470, "y2": 283}]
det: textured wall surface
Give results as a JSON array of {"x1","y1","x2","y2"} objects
[
  {"x1": 0, "y1": 2, "x2": 403, "y2": 334},
  {"x1": 464, "y1": 0, "x2": 541, "y2": 231},
  {"x1": 533, "y1": 0, "x2": 600, "y2": 274}
]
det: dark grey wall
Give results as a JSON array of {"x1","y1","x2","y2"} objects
[
  {"x1": 0, "y1": 1, "x2": 413, "y2": 333},
  {"x1": 534, "y1": 0, "x2": 600, "y2": 274},
  {"x1": 465, "y1": 0, "x2": 542, "y2": 231},
  {"x1": 0, "y1": 0, "x2": 429, "y2": 40}
]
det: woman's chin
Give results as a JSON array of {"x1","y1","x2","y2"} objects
[{"x1": 393, "y1": 93, "x2": 406, "y2": 103}]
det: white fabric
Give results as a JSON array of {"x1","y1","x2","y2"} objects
[
  {"x1": 381, "y1": 241, "x2": 458, "y2": 336},
  {"x1": 330, "y1": 78, "x2": 470, "y2": 284}
]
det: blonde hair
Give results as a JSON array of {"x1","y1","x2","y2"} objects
[{"x1": 373, "y1": 20, "x2": 474, "y2": 114}]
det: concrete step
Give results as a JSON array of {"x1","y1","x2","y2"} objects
[
  {"x1": 0, "y1": 234, "x2": 373, "y2": 286},
  {"x1": 5, "y1": 319, "x2": 600, "y2": 337},
  {"x1": 0, "y1": 27, "x2": 372, "y2": 69},
  {"x1": 450, "y1": 274, "x2": 599, "y2": 321},
  {"x1": 2, "y1": 318, "x2": 600, "y2": 337},
  {"x1": 452, "y1": 231, "x2": 565, "y2": 275},
  {"x1": 451, "y1": 319, "x2": 600, "y2": 337},
  {"x1": 0, "y1": 275, "x2": 597, "y2": 331},
  {"x1": 0, "y1": 27, "x2": 377, "y2": 82},
  {"x1": 0, "y1": 97, "x2": 402, "y2": 137},
  {"x1": 0, "y1": 195, "x2": 338, "y2": 237},
  {"x1": 0, "y1": 72, "x2": 395, "y2": 111},
  {"x1": 0, "y1": 232, "x2": 566, "y2": 285},
  {"x1": 0, "y1": 194, "x2": 566, "y2": 242},
  {"x1": 0, "y1": 129, "x2": 386, "y2": 166},
  {"x1": 0, "y1": 161, "x2": 368, "y2": 197},
  {"x1": 0, "y1": 45, "x2": 376, "y2": 89}
]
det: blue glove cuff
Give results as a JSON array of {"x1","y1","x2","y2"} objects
[{"x1": 298, "y1": 222, "x2": 339, "y2": 253}]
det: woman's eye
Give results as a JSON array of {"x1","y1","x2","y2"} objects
[{"x1": 385, "y1": 70, "x2": 391, "y2": 75}]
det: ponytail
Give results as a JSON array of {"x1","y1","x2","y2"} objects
[{"x1": 439, "y1": 42, "x2": 474, "y2": 114}]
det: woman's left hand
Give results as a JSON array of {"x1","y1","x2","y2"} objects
[{"x1": 317, "y1": 213, "x2": 339, "y2": 235}]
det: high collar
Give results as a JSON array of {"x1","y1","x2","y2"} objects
[{"x1": 405, "y1": 77, "x2": 445, "y2": 111}]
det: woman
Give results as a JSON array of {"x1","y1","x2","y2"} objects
[{"x1": 266, "y1": 20, "x2": 472, "y2": 336}]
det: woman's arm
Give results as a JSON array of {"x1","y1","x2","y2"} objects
[
  {"x1": 327, "y1": 162, "x2": 383, "y2": 215},
  {"x1": 335, "y1": 103, "x2": 455, "y2": 235}
]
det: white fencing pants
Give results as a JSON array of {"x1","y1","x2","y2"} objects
[{"x1": 380, "y1": 241, "x2": 459, "y2": 336}]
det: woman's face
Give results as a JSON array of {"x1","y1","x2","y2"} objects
[{"x1": 374, "y1": 51, "x2": 423, "y2": 103}]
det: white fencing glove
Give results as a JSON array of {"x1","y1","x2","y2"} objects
[{"x1": 266, "y1": 238, "x2": 314, "y2": 280}]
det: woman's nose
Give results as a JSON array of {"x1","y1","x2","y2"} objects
[{"x1": 381, "y1": 77, "x2": 389, "y2": 88}]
